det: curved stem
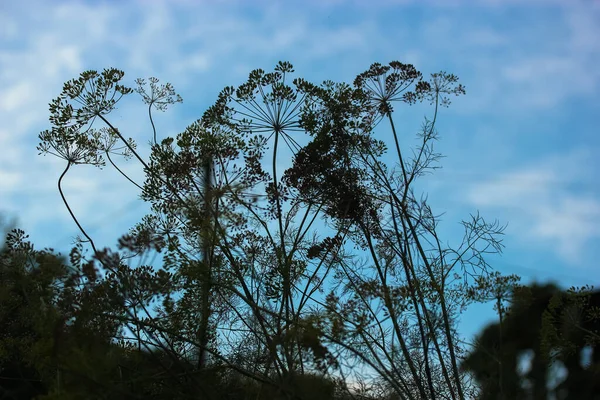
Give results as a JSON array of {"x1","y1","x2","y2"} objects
[
  {"x1": 388, "y1": 112, "x2": 408, "y2": 188},
  {"x1": 148, "y1": 104, "x2": 157, "y2": 145},
  {"x1": 106, "y1": 152, "x2": 143, "y2": 190},
  {"x1": 58, "y1": 161, "x2": 98, "y2": 255},
  {"x1": 99, "y1": 115, "x2": 150, "y2": 172},
  {"x1": 57, "y1": 161, "x2": 198, "y2": 390},
  {"x1": 98, "y1": 115, "x2": 205, "y2": 227}
]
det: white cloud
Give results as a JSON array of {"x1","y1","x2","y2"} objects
[
  {"x1": 501, "y1": 3, "x2": 600, "y2": 108},
  {"x1": 0, "y1": 17, "x2": 18, "y2": 40},
  {"x1": 532, "y1": 198, "x2": 600, "y2": 259},
  {"x1": 171, "y1": 53, "x2": 211, "y2": 75},
  {"x1": 501, "y1": 54, "x2": 599, "y2": 108},
  {"x1": 468, "y1": 169, "x2": 556, "y2": 206},
  {"x1": 466, "y1": 151, "x2": 600, "y2": 265},
  {"x1": 0, "y1": 81, "x2": 35, "y2": 112},
  {"x1": 412, "y1": 1, "x2": 600, "y2": 113},
  {"x1": 0, "y1": 170, "x2": 21, "y2": 189}
]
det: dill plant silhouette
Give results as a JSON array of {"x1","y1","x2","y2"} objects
[{"x1": 36, "y1": 61, "x2": 508, "y2": 400}]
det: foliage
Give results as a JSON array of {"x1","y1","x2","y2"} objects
[
  {"x1": 462, "y1": 282, "x2": 600, "y2": 399},
  {"x1": 0, "y1": 226, "x2": 346, "y2": 399},
  {"x1": 31, "y1": 60, "x2": 511, "y2": 399}
]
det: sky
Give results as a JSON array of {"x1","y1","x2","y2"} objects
[{"x1": 1, "y1": 0, "x2": 599, "y2": 341}]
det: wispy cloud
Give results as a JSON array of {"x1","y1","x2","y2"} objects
[
  {"x1": 410, "y1": 1, "x2": 600, "y2": 114},
  {"x1": 499, "y1": 3, "x2": 600, "y2": 108},
  {"x1": 466, "y1": 150, "x2": 600, "y2": 265}
]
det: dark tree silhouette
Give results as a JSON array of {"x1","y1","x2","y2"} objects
[{"x1": 462, "y1": 283, "x2": 600, "y2": 399}]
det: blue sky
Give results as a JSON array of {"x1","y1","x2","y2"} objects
[{"x1": 1, "y1": 0, "x2": 599, "y2": 341}]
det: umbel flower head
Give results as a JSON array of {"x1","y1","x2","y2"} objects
[
  {"x1": 353, "y1": 61, "x2": 428, "y2": 116},
  {"x1": 39, "y1": 68, "x2": 134, "y2": 166},
  {"x1": 354, "y1": 61, "x2": 465, "y2": 115},
  {"x1": 198, "y1": 61, "x2": 311, "y2": 219},
  {"x1": 96, "y1": 127, "x2": 136, "y2": 161},
  {"x1": 202, "y1": 61, "x2": 305, "y2": 153},
  {"x1": 50, "y1": 68, "x2": 132, "y2": 128},
  {"x1": 37, "y1": 125, "x2": 104, "y2": 167},
  {"x1": 135, "y1": 77, "x2": 183, "y2": 112}
]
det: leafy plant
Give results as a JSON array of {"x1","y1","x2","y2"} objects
[{"x1": 34, "y1": 61, "x2": 510, "y2": 400}]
